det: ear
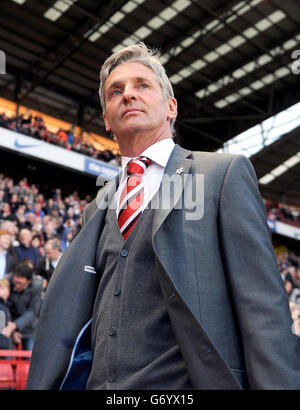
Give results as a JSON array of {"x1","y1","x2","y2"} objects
[
  {"x1": 103, "y1": 112, "x2": 111, "y2": 132},
  {"x1": 167, "y1": 97, "x2": 177, "y2": 120}
]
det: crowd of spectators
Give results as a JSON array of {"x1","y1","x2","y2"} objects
[
  {"x1": 265, "y1": 199, "x2": 300, "y2": 228},
  {"x1": 0, "y1": 111, "x2": 121, "y2": 168},
  {"x1": 277, "y1": 250, "x2": 300, "y2": 336},
  {"x1": 0, "y1": 172, "x2": 91, "y2": 350}
]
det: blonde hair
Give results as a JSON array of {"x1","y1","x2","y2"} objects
[
  {"x1": 0, "y1": 278, "x2": 10, "y2": 290},
  {"x1": 99, "y1": 42, "x2": 176, "y2": 136}
]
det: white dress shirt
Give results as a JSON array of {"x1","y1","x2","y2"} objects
[
  {"x1": 0, "y1": 251, "x2": 7, "y2": 279},
  {"x1": 51, "y1": 253, "x2": 62, "y2": 270},
  {"x1": 115, "y1": 138, "x2": 175, "y2": 215}
]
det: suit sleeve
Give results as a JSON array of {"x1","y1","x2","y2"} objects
[{"x1": 218, "y1": 155, "x2": 300, "y2": 389}]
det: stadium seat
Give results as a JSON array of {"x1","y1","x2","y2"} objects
[
  {"x1": 0, "y1": 363, "x2": 15, "y2": 390},
  {"x1": 0, "y1": 348, "x2": 31, "y2": 390}
]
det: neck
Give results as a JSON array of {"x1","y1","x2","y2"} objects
[{"x1": 116, "y1": 123, "x2": 172, "y2": 157}]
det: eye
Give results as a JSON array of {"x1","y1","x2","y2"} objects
[
  {"x1": 140, "y1": 83, "x2": 148, "y2": 89},
  {"x1": 112, "y1": 89, "x2": 122, "y2": 95}
]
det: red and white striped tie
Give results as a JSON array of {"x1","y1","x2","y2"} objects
[{"x1": 118, "y1": 156, "x2": 151, "y2": 240}]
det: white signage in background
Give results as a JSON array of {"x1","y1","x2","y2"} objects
[
  {"x1": 84, "y1": 157, "x2": 119, "y2": 178},
  {"x1": 0, "y1": 127, "x2": 119, "y2": 180},
  {"x1": 268, "y1": 219, "x2": 300, "y2": 241}
]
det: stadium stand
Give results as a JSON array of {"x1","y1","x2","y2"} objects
[
  {"x1": 265, "y1": 200, "x2": 300, "y2": 228},
  {"x1": 0, "y1": 108, "x2": 121, "y2": 167}
]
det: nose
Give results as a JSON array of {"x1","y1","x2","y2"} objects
[{"x1": 122, "y1": 84, "x2": 137, "y2": 103}]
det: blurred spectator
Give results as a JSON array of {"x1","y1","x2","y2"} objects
[
  {"x1": 14, "y1": 227, "x2": 41, "y2": 268},
  {"x1": 285, "y1": 279, "x2": 300, "y2": 305},
  {"x1": 0, "y1": 229, "x2": 16, "y2": 278},
  {"x1": 280, "y1": 265, "x2": 298, "y2": 289},
  {"x1": 109, "y1": 153, "x2": 122, "y2": 169},
  {"x1": 42, "y1": 220, "x2": 57, "y2": 243},
  {"x1": 31, "y1": 234, "x2": 44, "y2": 257},
  {"x1": 53, "y1": 216, "x2": 64, "y2": 238},
  {"x1": 0, "y1": 202, "x2": 11, "y2": 219},
  {"x1": 36, "y1": 237, "x2": 62, "y2": 291},
  {"x1": 20, "y1": 111, "x2": 32, "y2": 126},
  {"x1": 60, "y1": 228, "x2": 75, "y2": 252},
  {"x1": 294, "y1": 267, "x2": 300, "y2": 289},
  {"x1": 0, "y1": 278, "x2": 13, "y2": 349},
  {"x1": 276, "y1": 248, "x2": 300, "y2": 318},
  {"x1": 44, "y1": 198, "x2": 55, "y2": 215},
  {"x1": 265, "y1": 199, "x2": 300, "y2": 228},
  {"x1": 6, "y1": 260, "x2": 43, "y2": 350},
  {"x1": 29, "y1": 203, "x2": 45, "y2": 219},
  {"x1": 0, "y1": 220, "x2": 19, "y2": 264},
  {"x1": 66, "y1": 127, "x2": 75, "y2": 149},
  {"x1": 290, "y1": 302, "x2": 300, "y2": 337},
  {"x1": 25, "y1": 211, "x2": 36, "y2": 229},
  {"x1": 57, "y1": 129, "x2": 67, "y2": 147}
]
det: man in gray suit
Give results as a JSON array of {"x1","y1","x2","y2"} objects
[{"x1": 27, "y1": 43, "x2": 300, "y2": 390}]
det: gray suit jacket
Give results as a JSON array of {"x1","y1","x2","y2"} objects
[{"x1": 27, "y1": 144, "x2": 300, "y2": 389}]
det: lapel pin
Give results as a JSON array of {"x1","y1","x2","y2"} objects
[{"x1": 175, "y1": 167, "x2": 184, "y2": 175}]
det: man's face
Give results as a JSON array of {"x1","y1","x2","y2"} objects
[
  {"x1": 0, "y1": 234, "x2": 10, "y2": 250},
  {"x1": 19, "y1": 229, "x2": 32, "y2": 247},
  {"x1": 103, "y1": 61, "x2": 177, "y2": 139},
  {"x1": 13, "y1": 275, "x2": 30, "y2": 292},
  {"x1": 45, "y1": 244, "x2": 58, "y2": 261},
  {"x1": 45, "y1": 222, "x2": 55, "y2": 235},
  {"x1": 27, "y1": 212, "x2": 35, "y2": 223},
  {"x1": 0, "y1": 285, "x2": 9, "y2": 301}
]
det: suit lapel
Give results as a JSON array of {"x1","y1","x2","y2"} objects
[{"x1": 152, "y1": 144, "x2": 192, "y2": 238}]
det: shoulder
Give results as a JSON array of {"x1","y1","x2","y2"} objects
[
  {"x1": 0, "y1": 299, "x2": 8, "y2": 311},
  {"x1": 189, "y1": 149, "x2": 249, "y2": 173},
  {"x1": 30, "y1": 277, "x2": 43, "y2": 292},
  {"x1": 191, "y1": 150, "x2": 248, "y2": 167},
  {"x1": 6, "y1": 252, "x2": 15, "y2": 262},
  {"x1": 33, "y1": 247, "x2": 41, "y2": 256},
  {"x1": 191, "y1": 150, "x2": 255, "y2": 178},
  {"x1": 82, "y1": 199, "x2": 98, "y2": 226},
  {"x1": 186, "y1": 151, "x2": 259, "y2": 200},
  {"x1": 36, "y1": 257, "x2": 46, "y2": 268}
]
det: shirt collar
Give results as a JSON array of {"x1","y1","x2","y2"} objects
[{"x1": 121, "y1": 138, "x2": 175, "y2": 170}]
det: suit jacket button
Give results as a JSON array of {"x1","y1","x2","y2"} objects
[
  {"x1": 107, "y1": 372, "x2": 116, "y2": 383},
  {"x1": 120, "y1": 248, "x2": 128, "y2": 257},
  {"x1": 108, "y1": 327, "x2": 116, "y2": 336}
]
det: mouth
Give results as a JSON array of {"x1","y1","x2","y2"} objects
[{"x1": 122, "y1": 108, "x2": 143, "y2": 117}]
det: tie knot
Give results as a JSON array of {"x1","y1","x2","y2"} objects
[{"x1": 127, "y1": 156, "x2": 151, "y2": 176}]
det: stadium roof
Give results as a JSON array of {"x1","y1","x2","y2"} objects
[
  {"x1": 1, "y1": 0, "x2": 300, "y2": 201},
  {"x1": 252, "y1": 123, "x2": 300, "y2": 204}
]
